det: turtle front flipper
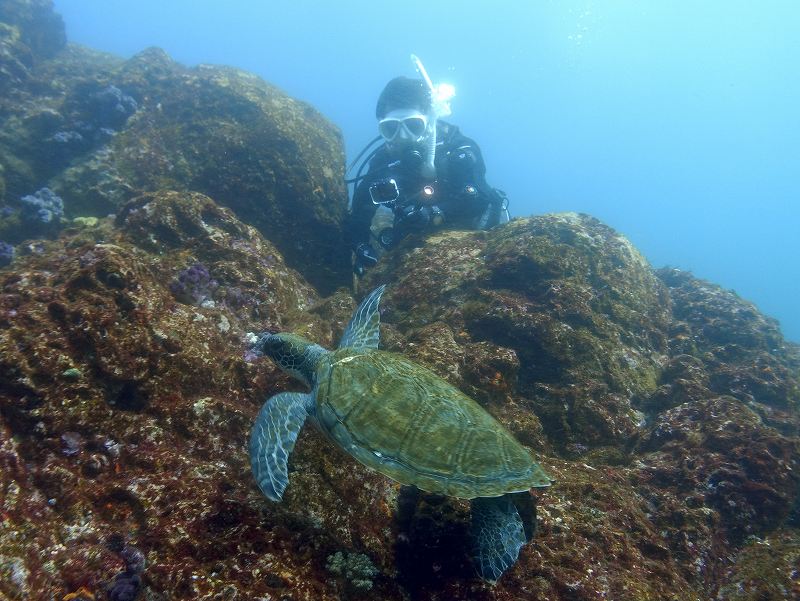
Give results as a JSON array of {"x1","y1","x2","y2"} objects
[
  {"x1": 249, "y1": 391, "x2": 310, "y2": 501},
  {"x1": 339, "y1": 285, "x2": 386, "y2": 350},
  {"x1": 469, "y1": 495, "x2": 527, "y2": 582}
]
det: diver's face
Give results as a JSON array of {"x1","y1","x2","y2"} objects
[{"x1": 379, "y1": 108, "x2": 430, "y2": 153}]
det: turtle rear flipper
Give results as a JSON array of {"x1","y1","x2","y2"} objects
[
  {"x1": 509, "y1": 490, "x2": 537, "y2": 542},
  {"x1": 249, "y1": 392, "x2": 310, "y2": 501},
  {"x1": 470, "y1": 495, "x2": 527, "y2": 581}
]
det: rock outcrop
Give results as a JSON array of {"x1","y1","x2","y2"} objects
[{"x1": 0, "y1": 2, "x2": 350, "y2": 293}]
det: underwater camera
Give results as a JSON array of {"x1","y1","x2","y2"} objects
[{"x1": 369, "y1": 178, "x2": 400, "y2": 205}]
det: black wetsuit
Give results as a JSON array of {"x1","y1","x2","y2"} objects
[{"x1": 347, "y1": 121, "x2": 506, "y2": 256}]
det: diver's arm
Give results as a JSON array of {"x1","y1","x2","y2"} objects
[
  {"x1": 437, "y1": 137, "x2": 504, "y2": 228},
  {"x1": 348, "y1": 179, "x2": 378, "y2": 250},
  {"x1": 464, "y1": 143, "x2": 507, "y2": 229},
  {"x1": 347, "y1": 177, "x2": 381, "y2": 275}
]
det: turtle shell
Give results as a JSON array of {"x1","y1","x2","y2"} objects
[{"x1": 314, "y1": 347, "x2": 551, "y2": 498}]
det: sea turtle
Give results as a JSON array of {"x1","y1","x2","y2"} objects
[{"x1": 249, "y1": 285, "x2": 552, "y2": 581}]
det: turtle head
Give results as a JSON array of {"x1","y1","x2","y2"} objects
[{"x1": 258, "y1": 332, "x2": 325, "y2": 387}]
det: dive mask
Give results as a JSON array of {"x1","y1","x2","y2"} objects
[{"x1": 378, "y1": 109, "x2": 428, "y2": 142}]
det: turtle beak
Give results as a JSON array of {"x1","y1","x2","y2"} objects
[{"x1": 251, "y1": 332, "x2": 277, "y2": 357}]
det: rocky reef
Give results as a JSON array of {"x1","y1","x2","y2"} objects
[
  {"x1": 1, "y1": 2, "x2": 798, "y2": 600},
  {"x1": 0, "y1": 0, "x2": 350, "y2": 293}
]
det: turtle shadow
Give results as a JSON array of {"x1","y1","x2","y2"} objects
[{"x1": 393, "y1": 485, "x2": 475, "y2": 596}]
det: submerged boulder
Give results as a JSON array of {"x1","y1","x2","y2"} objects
[
  {"x1": 0, "y1": 0, "x2": 65, "y2": 59},
  {"x1": 656, "y1": 267, "x2": 800, "y2": 424},
  {"x1": 0, "y1": 0, "x2": 65, "y2": 92},
  {"x1": 0, "y1": 190, "x2": 363, "y2": 599},
  {"x1": 359, "y1": 213, "x2": 800, "y2": 599},
  {"x1": 1, "y1": 198, "x2": 799, "y2": 599},
  {"x1": 364, "y1": 213, "x2": 671, "y2": 452},
  {"x1": 66, "y1": 50, "x2": 350, "y2": 292},
  {"x1": 0, "y1": 23, "x2": 350, "y2": 292}
]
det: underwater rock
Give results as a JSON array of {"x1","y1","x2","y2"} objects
[
  {"x1": 0, "y1": 1, "x2": 71, "y2": 209},
  {"x1": 0, "y1": 42, "x2": 127, "y2": 207},
  {"x1": 657, "y1": 267, "x2": 800, "y2": 428},
  {"x1": 115, "y1": 190, "x2": 317, "y2": 325},
  {"x1": 86, "y1": 84, "x2": 138, "y2": 129},
  {"x1": 325, "y1": 550, "x2": 379, "y2": 592},
  {"x1": 19, "y1": 185, "x2": 62, "y2": 223},
  {"x1": 169, "y1": 262, "x2": 219, "y2": 307},
  {"x1": 0, "y1": 17, "x2": 32, "y2": 92},
  {"x1": 0, "y1": 186, "x2": 64, "y2": 244},
  {"x1": 637, "y1": 395, "x2": 798, "y2": 537},
  {"x1": 0, "y1": 12, "x2": 350, "y2": 293},
  {"x1": 49, "y1": 47, "x2": 351, "y2": 293},
  {"x1": 0, "y1": 189, "x2": 363, "y2": 599},
  {"x1": 714, "y1": 530, "x2": 800, "y2": 600},
  {"x1": 0, "y1": 0, "x2": 65, "y2": 93},
  {"x1": 0, "y1": 204, "x2": 798, "y2": 600},
  {"x1": 0, "y1": 0, "x2": 65, "y2": 61},
  {"x1": 364, "y1": 213, "x2": 671, "y2": 451},
  {"x1": 357, "y1": 212, "x2": 800, "y2": 598},
  {"x1": 0, "y1": 239, "x2": 13, "y2": 265}
]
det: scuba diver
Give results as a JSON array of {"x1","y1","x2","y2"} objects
[{"x1": 346, "y1": 55, "x2": 510, "y2": 277}]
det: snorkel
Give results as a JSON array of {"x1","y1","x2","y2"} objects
[{"x1": 410, "y1": 54, "x2": 456, "y2": 179}]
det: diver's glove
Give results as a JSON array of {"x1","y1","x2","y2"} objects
[
  {"x1": 397, "y1": 205, "x2": 430, "y2": 229},
  {"x1": 397, "y1": 205, "x2": 444, "y2": 230},
  {"x1": 353, "y1": 243, "x2": 378, "y2": 276}
]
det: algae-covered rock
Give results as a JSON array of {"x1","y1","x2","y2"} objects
[
  {"x1": 715, "y1": 530, "x2": 800, "y2": 600},
  {"x1": 657, "y1": 267, "x2": 800, "y2": 426},
  {"x1": 0, "y1": 0, "x2": 65, "y2": 61},
  {"x1": 0, "y1": 0, "x2": 64, "y2": 93},
  {"x1": 2, "y1": 183, "x2": 798, "y2": 601},
  {"x1": 0, "y1": 0, "x2": 67, "y2": 189},
  {"x1": 0, "y1": 20, "x2": 350, "y2": 291},
  {"x1": 55, "y1": 49, "x2": 351, "y2": 292},
  {"x1": 64, "y1": 49, "x2": 349, "y2": 293},
  {"x1": 637, "y1": 396, "x2": 798, "y2": 537},
  {"x1": 0, "y1": 19, "x2": 30, "y2": 92},
  {"x1": 355, "y1": 212, "x2": 800, "y2": 599},
  {"x1": 0, "y1": 190, "x2": 342, "y2": 599},
  {"x1": 364, "y1": 213, "x2": 670, "y2": 450}
]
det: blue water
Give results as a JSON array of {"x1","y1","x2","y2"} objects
[{"x1": 54, "y1": 0, "x2": 800, "y2": 342}]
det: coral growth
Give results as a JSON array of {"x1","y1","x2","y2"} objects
[
  {"x1": 169, "y1": 262, "x2": 219, "y2": 307},
  {"x1": 326, "y1": 550, "x2": 380, "y2": 592},
  {"x1": 19, "y1": 186, "x2": 63, "y2": 224}
]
